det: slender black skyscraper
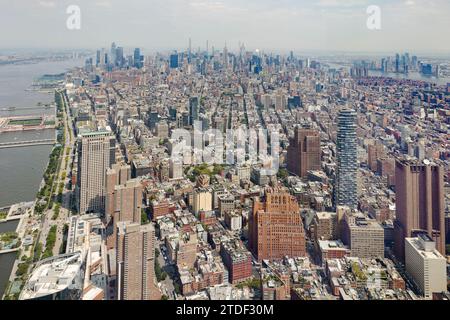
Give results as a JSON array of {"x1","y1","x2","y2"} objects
[
  {"x1": 188, "y1": 38, "x2": 192, "y2": 63},
  {"x1": 335, "y1": 108, "x2": 358, "y2": 209},
  {"x1": 189, "y1": 96, "x2": 199, "y2": 125}
]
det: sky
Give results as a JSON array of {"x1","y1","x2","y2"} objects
[{"x1": 1, "y1": 0, "x2": 450, "y2": 54}]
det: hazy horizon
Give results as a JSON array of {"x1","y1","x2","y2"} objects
[{"x1": 1, "y1": 0, "x2": 450, "y2": 54}]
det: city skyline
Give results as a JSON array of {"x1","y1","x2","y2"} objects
[
  {"x1": 1, "y1": 0, "x2": 450, "y2": 54},
  {"x1": 0, "y1": 0, "x2": 449, "y2": 305}
]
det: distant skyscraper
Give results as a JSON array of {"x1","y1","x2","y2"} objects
[
  {"x1": 223, "y1": 43, "x2": 228, "y2": 68},
  {"x1": 188, "y1": 38, "x2": 192, "y2": 63},
  {"x1": 170, "y1": 53, "x2": 179, "y2": 68},
  {"x1": 110, "y1": 42, "x2": 116, "y2": 66},
  {"x1": 96, "y1": 50, "x2": 101, "y2": 67},
  {"x1": 394, "y1": 158, "x2": 445, "y2": 261},
  {"x1": 395, "y1": 53, "x2": 400, "y2": 73},
  {"x1": 189, "y1": 96, "x2": 199, "y2": 125},
  {"x1": 134, "y1": 48, "x2": 141, "y2": 68},
  {"x1": 116, "y1": 222, "x2": 159, "y2": 300},
  {"x1": 115, "y1": 47, "x2": 124, "y2": 67},
  {"x1": 77, "y1": 131, "x2": 116, "y2": 214},
  {"x1": 421, "y1": 63, "x2": 433, "y2": 75},
  {"x1": 287, "y1": 127, "x2": 321, "y2": 177},
  {"x1": 335, "y1": 108, "x2": 358, "y2": 209},
  {"x1": 249, "y1": 187, "x2": 306, "y2": 261}
]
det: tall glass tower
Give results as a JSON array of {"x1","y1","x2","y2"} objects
[
  {"x1": 335, "y1": 108, "x2": 358, "y2": 209},
  {"x1": 189, "y1": 96, "x2": 199, "y2": 125}
]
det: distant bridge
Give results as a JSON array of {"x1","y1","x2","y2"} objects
[
  {"x1": 0, "y1": 139, "x2": 55, "y2": 149},
  {"x1": 0, "y1": 106, "x2": 53, "y2": 112}
]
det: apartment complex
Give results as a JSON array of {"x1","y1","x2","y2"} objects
[{"x1": 116, "y1": 221, "x2": 159, "y2": 300}]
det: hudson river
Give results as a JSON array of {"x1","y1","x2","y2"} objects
[
  {"x1": 0, "y1": 58, "x2": 82, "y2": 207},
  {"x1": 0, "y1": 58, "x2": 83, "y2": 298}
]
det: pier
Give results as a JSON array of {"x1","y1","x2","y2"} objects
[{"x1": 0, "y1": 115, "x2": 56, "y2": 133}]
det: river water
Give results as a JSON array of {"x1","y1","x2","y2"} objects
[
  {"x1": 0, "y1": 59, "x2": 83, "y2": 208},
  {"x1": 0, "y1": 219, "x2": 19, "y2": 298},
  {"x1": 0, "y1": 58, "x2": 82, "y2": 298},
  {"x1": 326, "y1": 62, "x2": 450, "y2": 86}
]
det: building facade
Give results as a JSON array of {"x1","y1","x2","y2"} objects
[
  {"x1": 394, "y1": 158, "x2": 446, "y2": 261},
  {"x1": 249, "y1": 187, "x2": 306, "y2": 261},
  {"x1": 335, "y1": 109, "x2": 358, "y2": 209},
  {"x1": 116, "y1": 222, "x2": 159, "y2": 300},
  {"x1": 287, "y1": 127, "x2": 321, "y2": 177},
  {"x1": 405, "y1": 235, "x2": 447, "y2": 299},
  {"x1": 77, "y1": 131, "x2": 115, "y2": 214}
]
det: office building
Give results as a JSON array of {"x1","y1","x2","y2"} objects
[
  {"x1": 342, "y1": 211, "x2": 384, "y2": 259},
  {"x1": 189, "y1": 96, "x2": 200, "y2": 125},
  {"x1": 105, "y1": 163, "x2": 131, "y2": 217},
  {"x1": 111, "y1": 179, "x2": 142, "y2": 224},
  {"x1": 169, "y1": 158, "x2": 183, "y2": 180},
  {"x1": 249, "y1": 187, "x2": 306, "y2": 261},
  {"x1": 405, "y1": 235, "x2": 446, "y2": 299},
  {"x1": 155, "y1": 121, "x2": 169, "y2": 138},
  {"x1": 312, "y1": 211, "x2": 338, "y2": 242},
  {"x1": 287, "y1": 127, "x2": 321, "y2": 177},
  {"x1": 367, "y1": 141, "x2": 385, "y2": 172},
  {"x1": 115, "y1": 47, "x2": 124, "y2": 67},
  {"x1": 394, "y1": 158, "x2": 446, "y2": 261},
  {"x1": 77, "y1": 131, "x2": 115, "y2": 214},
  {"x1": 192, "y1": 188, "x2": 212, "y2": 215},
  {"x1": 133, "y1": 48, "x2": 142, "y2": 69},
  {"x1": 170, "y1": 53, "x2": 179, "y2": 68},
  {"x1": 335, "y1": 109, "x2": 358, "y2": 209}
]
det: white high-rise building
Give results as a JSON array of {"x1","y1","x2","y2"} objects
[
  {"x1": 169, "y1": 158, "x2": 183, "y2": 180},
  {"x1": 405, "y1": 235, "x2": 447, "y2": 299},
  {"x1": 192, "y1": 188, "x2": 212, "y2": 215}
]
